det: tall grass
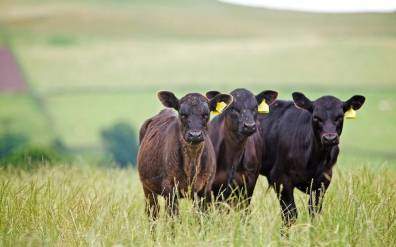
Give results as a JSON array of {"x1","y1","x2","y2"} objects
[{"x1": 0, "y1": 165, "x2": 395, "y2": 246}]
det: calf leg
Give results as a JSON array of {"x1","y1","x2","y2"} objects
[
  {"x1": 233, "y1": 187, "x2": 252, "y2": 211},
  {"x1": 308, "y1": 171, "x2": 331, "y2": 217},
  {"x1": 308, "y1": 188, "x2": 325, "y2": 217},
  {"x1": 165, "y1": 191, "x2": 179, "y2": 217},
  {"x1": 276, "y1": 184, "x2": 297, "y2": 227},
  {"x1": 143, "y1": 187, "x2": 159, "y2": 220},
  {"x1": 244, "y1": 174, "x2": 259, "y2": 207},
  {"x1": 196, "y1": 184, "x2": 214, "y2": 212},
  {"x1": 234, "y1": 177, "x2": 257, "y2": 210},
  {"x1": 227, "y1": 186, "x2": 244, "y2": 209},
  {"x1": 308, "y1": 180, "x2": 330, "y2": 217}
]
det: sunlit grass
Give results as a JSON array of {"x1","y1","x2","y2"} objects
[{"x1": 0, "y1": 165, "x2": 395, "y2": 246}]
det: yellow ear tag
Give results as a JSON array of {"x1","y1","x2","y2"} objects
[
  {"x1": 211, "y1": 101, "x2": 227, "y2": 116},
  {"x1": 258, "y1": 101, "x2": 269, "y2": 114},
  {"x1": 344, "y1": 107, "x2": 356, "y2": 119}
]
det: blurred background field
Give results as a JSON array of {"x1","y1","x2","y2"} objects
[{"x1": 0, "y1": 0, "x2": 395, "y2": 165}]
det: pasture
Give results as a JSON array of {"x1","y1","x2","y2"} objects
[
  {"x1": 0, "y1": 0, "x2": 395, "y2": 245},
  {"x1": 1, "y1": 165, "x2": 395, "y2": 246}
]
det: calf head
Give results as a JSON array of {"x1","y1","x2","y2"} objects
[
  {"x1": 207, "y1": 88, "x2": 277, "y2": 137},
  {"x1": 293, "y1": 92, "x2": 365, "y2": 146},
  {"x1": 158, "y1": 91, "x2": 233, "y2": 144}
]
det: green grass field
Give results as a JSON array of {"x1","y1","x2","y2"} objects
[
  {"x1": 0, "y1": 0, "x2": 396, "y2": 245},
  {"x1": 0, "y1": 165, "x2": 395, "y2": 246}
]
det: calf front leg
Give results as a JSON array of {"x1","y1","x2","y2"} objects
[
  {"x1": 225, "y1": 164, "x2": 237, "y2": 199},
  {"x1": 276, "y1": 184, "x2": 297, "y2": 227},
  {"x1": 165, "y1": 191, "x2": 179, "y2": 217},
  {"x1": 235, "y1": 174, "x2": 259, "y2": 209},
  {"x1": 194, "y1": 183, "x2": 213, "y2": 212},
  {"x1": 308, "y1": 188, "x2": 326, "y2": 217},
  {"x1": 308, "y1": 175, "x2": 331, "y2": 217},
  {"x1": 245, "y1": 174, "x2": 259, "y2": 206},
  {"x1": 143, "y1": 187, "x2": 159, "y2": 220}
]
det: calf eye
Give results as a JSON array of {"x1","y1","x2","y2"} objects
[
  {"x1": 180, "y1": 113, "x2": 187, "y2": 119},
  {"x1": 313, "y1": 116, "x2": 322, "y2": 123},
  {"x1": 231, "y1": 109, "x2": 239, "y2": 118}
]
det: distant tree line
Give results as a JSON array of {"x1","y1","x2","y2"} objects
[
  {"x1": 0, "y1": 122, "x2": 65, "y2": 169},
  {"x1": 0, "y1": 120, "x2": 139, "y2": 169}
]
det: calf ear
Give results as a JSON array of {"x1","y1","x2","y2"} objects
[
  {"x1": 209, "y1": 94, "x2": 233, "y2": 112},
  {"x1": 343, "y1": 95, "x2": 365, "y2": 112},
  {"x1": 292, "y1": 92, "x2": 313, "y2": 112},
  {"x1": 256, "y1": 90, "x2": 278, "y2": 105},
  {"x1": 206, "y1": 91, "x2": 221, "y2": 100},
  {"x1": 157, "y1": 91, "x2": 179, "y2": 110}
]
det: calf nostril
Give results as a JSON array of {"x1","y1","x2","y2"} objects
[
  {"x1": 324, "y1": 134, "x2": 337, "y2": 141},
  {"x1": 189, "y1": 131, "x2": 202, "y2": 138},
  {"x1": 244, "y1": 122, "x2": 256, "y2": 128}
]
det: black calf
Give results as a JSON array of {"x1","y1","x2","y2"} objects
[{"x1": 258, "y1": 92, "x2": 365, "y2": 226}]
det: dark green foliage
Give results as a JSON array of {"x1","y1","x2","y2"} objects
[
  {"x1": 1, "y1": 146, "x2": 62, "y2": 169},
  {"x1": 51, "y1": 138, "x2": 69, "y2": 155},
  {"x1": 0, "y1": 122, "x2": 67, "y2": 169},
  {"x1": 0, "y1": 132, "x2": 28, "y2": 159},
  {"x1": 101, "y1": 122, "x2": 138, "y2": 168}
]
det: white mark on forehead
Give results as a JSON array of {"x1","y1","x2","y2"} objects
[{"x1": 191, "y1": 97, "x2": 199, "y2": 105}]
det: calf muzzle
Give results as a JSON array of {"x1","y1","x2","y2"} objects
[
  {"x1": 186, "y1": 130, "x2": 204, "y2": 144},
  {"x1": 321, "y1": 133, "x2": 339, "y2": 146},
  {"x1": 241, "y1": 121, "x2": 256, "y2": 136}
]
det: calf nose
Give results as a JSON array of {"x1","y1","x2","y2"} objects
[
  {"x1": 242, "y1": 121, "x2": 256, "y2": 135},
  {"x1": 323, "y1": 133, "x2": 337, "y2": 141},
  {"x1": 322, "y1": 133, "x2": 338, "y2": 145},
  {"x1": 187, "y1": 130, "x2": 204, "y2": 143},
  {"x1": 244, "y1": 122, "x2": 256, "y2": 129}
]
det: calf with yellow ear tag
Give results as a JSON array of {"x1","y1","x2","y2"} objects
[
  {"x1": 206, "y1": 88, "x2": 278, "y2": 208},
  {"x1": 256, "y1": 92, "x2": 365, "y2": 227},
  {"x1": 290, "y1": 92, "x2": 366, "y2": 147}
]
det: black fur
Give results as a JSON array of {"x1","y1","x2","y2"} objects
[{"x1": 258, "y1": 93, "x2": 365, "y2": 226}]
